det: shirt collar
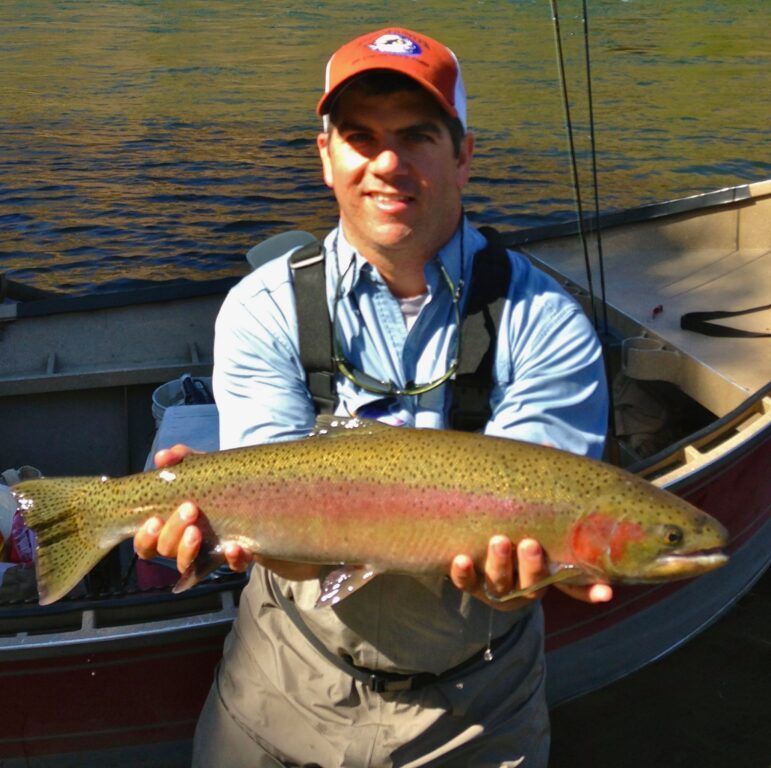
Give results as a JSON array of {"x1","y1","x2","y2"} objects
[{"x1": 325, "y1": 217, "x2": 486, "y2": 300}]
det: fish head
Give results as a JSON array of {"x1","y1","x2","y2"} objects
[{"x1": 570, "y1": 480, "x2": 729, "y2": 583}]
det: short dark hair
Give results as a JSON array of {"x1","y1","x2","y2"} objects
[{"x1": 326, "y1": 71, "x2": 465, "y2": 157}]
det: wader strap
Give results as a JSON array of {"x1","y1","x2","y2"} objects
[
  {"x1": 269, "y1": 574, "x2": 510, "y2": 693},
  {"x1": 448, "y1": 226, "x2": 512, "y2": 432},
  {"x1": 270, "y1": 575, "x2": 436, "y2": 692},
  {"x1": 680, "y1": 304, "x2": 771, "y2": 338},
  {"x1": 289, "y1": 243, "x2": 337, "y2": 413},
  {"x1": 289, "y1": 226, "x2": 512, "y2": 427}
]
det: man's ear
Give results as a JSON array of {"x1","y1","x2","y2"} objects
[
  {"x1": 456, "y1": 131, "x2": 475, "y2": 189},
  {"x1": 317, "y1": 132, "x2": 334, "y2": 189}
]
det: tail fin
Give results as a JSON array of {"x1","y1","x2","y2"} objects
[{"x1": 13, "y1": 477, "x2": 106, "y2": 605}]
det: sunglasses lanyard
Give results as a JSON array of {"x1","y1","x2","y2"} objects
[{"x1": 330, "y1": 225, "x2": 465, "y2": 397}]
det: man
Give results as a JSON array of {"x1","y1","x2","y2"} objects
[{"x1": 135, "y1": 27, "x2": 611, "y2": 767}]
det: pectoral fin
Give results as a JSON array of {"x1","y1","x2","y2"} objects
[
  {"x1": 316, "y1": 564, "x2": 381, "y2": 607},
  {"x1": 484, "y1": 565, "x2": 584, "y2": 603}
]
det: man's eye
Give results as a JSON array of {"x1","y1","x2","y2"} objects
[
  {"x1": 345, "y1": 132, "x2": 372, "y2": 145},
  {"x1": 407, "y1": 132, "x2": 434, "y2": 143}
]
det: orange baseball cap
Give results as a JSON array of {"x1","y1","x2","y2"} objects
[{"x1": 317, "y1": 27, "x2": 467, "y2": 129}]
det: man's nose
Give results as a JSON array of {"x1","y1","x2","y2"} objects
[{"x1": 371, "y1": 146, "x2": 406, "y2": 175}]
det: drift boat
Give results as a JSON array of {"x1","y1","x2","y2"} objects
[{"x1": 0, "y1": 180, "x2": 768, "y2": 766}]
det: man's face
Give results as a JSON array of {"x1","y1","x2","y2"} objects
[{"x1": 317, "y1": 86, "x2": 473, "y2": 265}]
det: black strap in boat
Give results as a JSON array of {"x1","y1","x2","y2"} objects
[
  {"x1": 680, "y1": 303, "x2": 771, "y2": 338},
  {"x1": 289, "y1": 227, "x2": 511, "y2": 427},
  {"x1": 289, "y1": 242, "x2": 337, "y2": 414}
]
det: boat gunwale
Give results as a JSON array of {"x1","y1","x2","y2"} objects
[
  {"x1": 0, "y1": 276, "x2": 240, "y2": 322},
  {"x1": 630, "y1": 381, "x2": 771, "y2": 487},
  {"x1": 0, "y1": 577, "x2": 245, "y2": 661},
  {"x1": 500, "y1": 178, "x2": 770, "y2": 247}
]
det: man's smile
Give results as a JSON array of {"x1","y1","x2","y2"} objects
[{"x1": 367, "y1": 191, "x2": 415, "y2": 213}]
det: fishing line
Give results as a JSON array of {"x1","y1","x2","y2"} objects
[
  {"x1": 548, "y1": 0, "x2": 598, "y2": 329},
  {"x1": 580, "y1": 0, "x2": 610, "y2": 337}
]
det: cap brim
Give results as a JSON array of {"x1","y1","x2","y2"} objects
[{"x1": 316, "y1": 65, "x2": 459, "y2": 122}]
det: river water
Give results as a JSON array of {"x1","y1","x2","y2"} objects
[{"x1": 1, "y1": 0, "x2": 768, "y2": 294}]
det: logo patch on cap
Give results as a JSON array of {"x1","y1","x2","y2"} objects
[{"x1": 367, "y1": 33, "x2": 421, "y2": 56}]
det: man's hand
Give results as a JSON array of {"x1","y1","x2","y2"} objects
[
  {"x1": 450, "y1": 535, "x2": 613, "y2": 611},
  {"x1": 133, "y1": 443, "x2": 320, "y2": 581},
  {"x1": 133, "y1": 444, "x2": 253, "y2": 574}
]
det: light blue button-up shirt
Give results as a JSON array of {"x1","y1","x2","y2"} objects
[{"x1": 214, "y1": 218, "x2": 607, "y2": 458}]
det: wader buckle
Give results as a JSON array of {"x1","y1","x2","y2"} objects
[{"x1": 366, "y1": 671, "x2": 436, "y2": 693}]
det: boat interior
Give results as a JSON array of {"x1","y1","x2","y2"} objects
[{"x1": 507, "y1": 179, "x2": 771, "y2": 478}]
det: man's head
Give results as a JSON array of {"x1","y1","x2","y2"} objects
[{"x1": 316, "y1": 28, "x2": 474, "y2": 288}]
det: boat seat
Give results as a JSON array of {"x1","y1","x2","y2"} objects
[{"x1": 246, "y1": 230, "x2": 318, "y2": 271}]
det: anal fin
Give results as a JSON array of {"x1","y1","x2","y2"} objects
[
  {"x1": 484, "y1": 565, "x2": 585, "y2": 603},
  {"x1": 173, "y1": 541, "x2": 227, "y2": 594}
]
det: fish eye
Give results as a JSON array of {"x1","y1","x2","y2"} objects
[{"x1": 663, "y1": 525, "x2": 684, "y2": 547}]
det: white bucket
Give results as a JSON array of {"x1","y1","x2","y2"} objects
[
  {"x1": 151, "y1": 375, "x2": 213, "y2": 428},
  {"x1": 0, "y1": 485, "x2": 15, "y2": 543}
]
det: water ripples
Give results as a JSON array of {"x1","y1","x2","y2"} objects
[{"x1": 0, "y1": 0, "x2": 767, "y2": 295}]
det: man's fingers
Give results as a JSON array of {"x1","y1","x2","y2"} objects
[
  {"x1": 484, "y1": 535, "x2": 514, "y2": 597},
  {"x1": 134, "y1": 516, "x2": 163, "y2": 560},
  {"x1": 156, "y1": 501, "x2": 199, "y2": 559},
  {"x1": 451, "y1": 537, "x2": 549, "y2": 611},
  {"x1": 134, "y1": 500, "x2": 258, "y2": 578},
  {"x1": 154, "y1": 443, "x2": 198, "y2": 469},
  {"x1": 451, "y1": 536, "x2": 614, "y2": 610},
  {"x1": 515, "y1": 539, "x2": 549, "y2": 598},
  {"x1": 450, "y1": 554, "x2": 478, "y2": 592}
]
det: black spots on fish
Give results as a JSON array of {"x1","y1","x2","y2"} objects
[
  {"x1": 22, "y1": 502, "x2": 78, "y2": 538},
  {"x1": 691, "y1": 513, "x2": 710, "y2": 534},
  {"x1": 38, "y1": 525, "x2": 79, "y2": 548},
  {"x1": 567, "y1": 472, "x2": 608, "y2": 500}
]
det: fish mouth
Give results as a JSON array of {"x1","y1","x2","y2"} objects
[{"x1": 646, "y1": 549, "x2": 728, "y2": 580}]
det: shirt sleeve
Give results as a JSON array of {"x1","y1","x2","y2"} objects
[
  {"x1": 484, "y1": 256, "x2": 609, "y2": 459},
  {"x1": 213, "y1": 270, "x2": 316, "y2": 449}
]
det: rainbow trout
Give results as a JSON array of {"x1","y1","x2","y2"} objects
[{"x1": 14, "y1": 417, "x2": 728, "y2": 606}]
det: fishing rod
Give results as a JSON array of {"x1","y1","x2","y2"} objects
[
  {"x1": 579, "y1": 0, "x2": 610, "y2": 337},
  {"x1": 548, "y1": 0, "x2": 609, "y2": 336},
  {"x1": 549, "y1": 0, "x2": 616, "y2": 453}
]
